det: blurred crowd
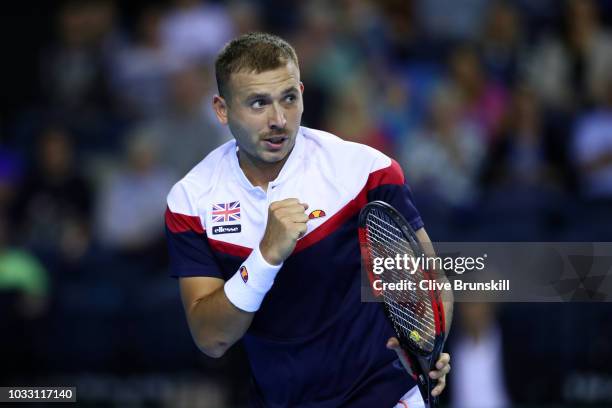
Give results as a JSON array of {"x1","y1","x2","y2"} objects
[{"x1": 1, "y1": 0, "x2": 612, "y2": 406}]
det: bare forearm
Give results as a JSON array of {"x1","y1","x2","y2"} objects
[{"x1": 187, "y1": 286, "x2": 254, "y2": 358}]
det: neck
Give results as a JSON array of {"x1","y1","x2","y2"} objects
[{"x1": 238, "y1": 149, "x2": 289, "y2": 190}]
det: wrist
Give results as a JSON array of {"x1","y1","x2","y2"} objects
[
  {"x1": 259, "y1": 242, "x2": 282, "y2": 266},
  {"x1": 224, "y1": 246, "x2": 283, "y2": 312}
]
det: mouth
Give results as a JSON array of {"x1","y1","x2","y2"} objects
[{"x1": 262, "y1": 135, "x2": 288, "y2": 150}]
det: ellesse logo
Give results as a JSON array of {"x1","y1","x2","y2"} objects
[
  {"x1": 308, "y1": 209, "x2": 326, "y2": 219},
  {"x1": 240, "y1": 266, "x2": 248, "y2": 283},
  {"x1": 212, "y1": 225, "x2": 242, "y2": 235}
]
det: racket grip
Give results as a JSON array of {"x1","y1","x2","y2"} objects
[
  {"x1": 413, "y1": 372, "x2": 438, "y2": 408},
  {"x1": 423, "y1": 379, "x2": 439, "y2": 408}
]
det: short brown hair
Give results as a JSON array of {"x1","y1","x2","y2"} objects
[{"x1": 215, "y1": 32, "x2": 299, "y2": 98}]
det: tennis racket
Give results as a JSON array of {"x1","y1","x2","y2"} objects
[{"x1": 358, "y1": 200, "x2": 446, "y2": 408}]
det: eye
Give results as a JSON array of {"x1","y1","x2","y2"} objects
[
  {"x1": 284, "y1": 94, "x2": 297, "y2": 103},
  {"x1": 251, "y1": 99, "x2": 266, "y2": 109}
]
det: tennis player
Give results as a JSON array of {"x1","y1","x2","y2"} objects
[{"x1": 165, "y1": 32, "x2": 452, "y2": 407}]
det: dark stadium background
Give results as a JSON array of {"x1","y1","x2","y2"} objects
[{"x1": 1, "y1": 0, "x2": 612, "y2": 406}]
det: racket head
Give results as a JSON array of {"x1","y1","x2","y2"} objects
[{"x1": 358, "y1": 200, "x2": 446, "y2": 406}]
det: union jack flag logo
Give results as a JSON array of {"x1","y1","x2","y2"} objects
[{"x1": 212, "y1": 201, "x2": 241, "y2": 223}]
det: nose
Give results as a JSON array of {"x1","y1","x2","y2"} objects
[{"x1": 268, "y1": 102, "x2": 286, "y2": 130}]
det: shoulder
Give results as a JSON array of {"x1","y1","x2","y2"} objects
[
  {"x1": 300, "y1": 126, "x2": 404, "y2": 187},
  {"x1": 166, "y1": 139, "x2": 236, "y2": 215}
]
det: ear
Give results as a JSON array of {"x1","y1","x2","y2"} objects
[
  {"x1": 212, "y1": 95, "x2": 229, "y2": 125},
  {"x1": 299, "y1": 81, "x2": 304, "y2": 94}
]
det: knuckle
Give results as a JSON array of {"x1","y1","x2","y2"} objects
[{"x1": 288, "y1": 203, "x2": 303, "y2": 212}]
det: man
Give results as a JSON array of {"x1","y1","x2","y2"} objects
[{"x1": 165, "y1": 32, "x2": 451, "y2": 407}]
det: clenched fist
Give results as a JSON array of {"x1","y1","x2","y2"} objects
[{"x1": 259, "y1": 198, "x2": 309, "y2": 265}]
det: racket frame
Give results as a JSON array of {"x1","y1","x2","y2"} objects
[{"x1": 358, "y1": 200, "x2": 446, "y2": 408}]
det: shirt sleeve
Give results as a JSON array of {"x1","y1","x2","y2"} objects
[
  {"x1": 165, "y1": 207, "x2": 224, "y2": 279},
  {"x1": 366, "y1": 158, "x2": 424, "y2": 232}
]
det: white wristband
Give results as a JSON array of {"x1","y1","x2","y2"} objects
[{"x1": 224, "y1": 246, "x2": 283, "y2": 312}]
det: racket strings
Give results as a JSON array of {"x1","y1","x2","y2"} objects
[
  {"x1": 364, "y1": 208, "x2": 436, "y2": 353},
  {"x1": 383, "y1": 299, "x2": 435, "y2": 351}
]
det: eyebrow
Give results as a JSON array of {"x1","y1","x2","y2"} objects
[
  {"x1": 281, "y1": 86, "x2": 299, "y2": 95},
  {"x1": 245, "y1": 86, "x2": 299, "y2": 101}
]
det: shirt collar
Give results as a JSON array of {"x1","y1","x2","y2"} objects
[{"x1": 229, "y1": 127, "x2": 305, "y2": 193}]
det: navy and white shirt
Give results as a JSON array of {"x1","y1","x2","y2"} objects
[{"x1": 165, "y1": 126, "x2": 424, "y2": 407}]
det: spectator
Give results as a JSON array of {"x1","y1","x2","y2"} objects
[
  {"x1": 416, "y1": 0, "x2": 489, "y2": 43},
  {"x1": 370, "y1": 0, "x2": 421, "y2": 62},
  {"x1": 450, "y1": 303, "x2": 510, "y2": 408},
  {"x1": 573, "y1": 77, "x2": 612, "y2": 200},
  {"x1": 479, "y1": 1, "x2": 526, "y2": 85},
  {"x1": 40, "y1": 0, "x2": 120, "y2": 117},
  {"x1": 325, "y1": 76, "x2": 394, "y2": 156},
  {"x1": 376, "y1": 71, "x2": 420, "y2": 148},
  {"x1": 95, "y1": 131, "x2": 176, "y2": 256},
  {"x1": 111, "y1": 5, "x2": 179, "y2": 119},
  {"x1": 0, "y1": 212, "x2": 50, "y2": 377},
  {"x1": 128, "y1": 64, "x2": 229, "y2": 176},
  {"x1": 293, "y1": 2, "x2": 363, "y2": 94},
  {"x1": 291, "y1": 3, "x2": 349, "y2": 127},
  {"x1": 160, "y1": 0, "x2": 235, "y2": 65},
  {"x1": 400, "y1": 85, "x2": 485, "y2": 206},
  {"x1": 448, "y1": 45, "x2": 509, "y2": 143},
  {"x1": 13, "y1": 126, "x2": 93, "y2": 263},
  {"x1": 525, "y1": 0, "x2": 612, "y2": 111},
  {"x1": 0, "y1": 214, "x2": 50, "y2": 318},
  {"x1": 481, "y1": 85, "x2": 564, "y2": 190}
]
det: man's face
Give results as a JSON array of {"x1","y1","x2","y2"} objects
[{"x1": 213, "y1": 61, "x2": 304, "y2": 165}]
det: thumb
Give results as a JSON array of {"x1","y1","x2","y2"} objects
[{"x1": 386, "y1": 337, "x2": 417, "y2": 380}]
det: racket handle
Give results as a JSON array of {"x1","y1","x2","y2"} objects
[
  {"x1": 424, "y1": 381, "x2": 439, "y2": 408},
  {"x1": 415, "y1": 373, "x2": 439, "y2": 408}
]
